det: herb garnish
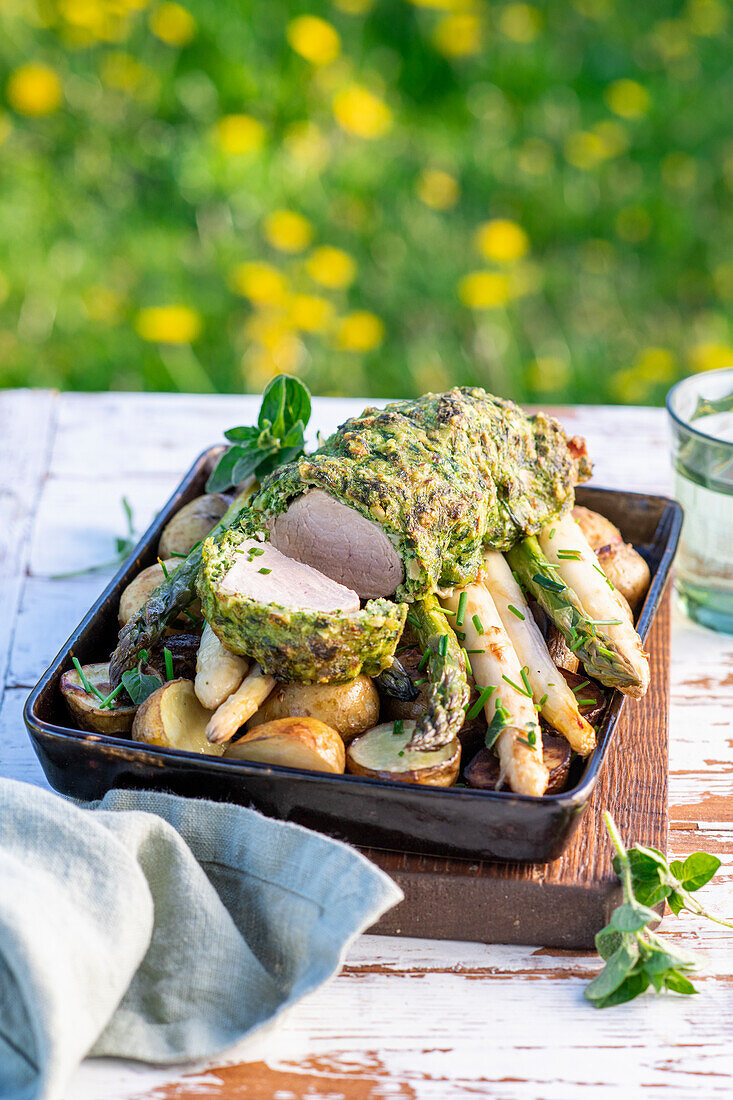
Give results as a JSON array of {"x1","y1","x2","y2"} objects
[
  {"x1": 484, "y1": 698, "x2": 510, "y2": 747},
  {"x1": 472, "y1": 613, "x2": 484, "y2": 635},
  {"x1": 467, "y1": 684, "x2": 496, "y2": 721},
  {"x1": 393, "y1": 719, "x2": 404, "y2": 737},
  {"x1": 507, "y1": 604, "x2": 525, "y2": 620},
  {"x1": 586, "y1": 813, "x2": 732, "y2": 1008},
  {"x1": 502, "y1": 673, "x2": 533, "y2": 698},
  {"x1": 557, "y1": 548, "x2": 582, "y2": 561},
  {"x1": 456, "y1": 591, "x2": 468, "y2": 626},
  {"x1": 206, "y1": 375, "x2": 311, "y2": 493},
  {"x1": 572, "y1": 679, "x2": 590, "y2": 694},
  {"x1": 258, "y1": 567, "x2": 272, "y2": 575},
  {"x1": 120, "y1": 649, "x2": 161, "y2": 705},
  {"x1": 163, "y1": 647, "x2": 174, "y2": 681},
  {"x1": 438, "y1": 634, "x2": 448, "y2": 658},
  {"x1": 533, "y1": 572, "x2": 565, "y2": 593},
  {"x1": 462, "y1": 649, "x2": 473, "y2": 677}
]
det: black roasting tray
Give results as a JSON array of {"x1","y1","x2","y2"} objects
[{"x1": 24, "y1": 446, "x2": 682, "y2": 863}]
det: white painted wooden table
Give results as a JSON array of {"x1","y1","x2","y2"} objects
[{"x1": 1, "y1": 389, "x2": 732, "y2": 1100}]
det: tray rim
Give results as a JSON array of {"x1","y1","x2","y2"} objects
[{"x1": 23, "y1": 445, "x2": 683, "y2": 813}]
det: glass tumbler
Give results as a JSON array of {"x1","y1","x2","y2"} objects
[{"x1": 668, "y1": 366, "x2": 733, "y2": 633}]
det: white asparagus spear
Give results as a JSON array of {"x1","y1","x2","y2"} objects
[
  {"x1": 206, "y1": 663, "x2": 275, "y2": 744},
  {"x1": 195, "y1": 622, "x2": 249, "y2": 710},
  {"x1": 539, "y1": 514, "x2": 650, "y2": 699},
  {"x1": 441, "y1": 583, "x2": 549, "y2": 797},
  {"x1": 481, "y1": 551, "x2": 596, "y2": 755}
]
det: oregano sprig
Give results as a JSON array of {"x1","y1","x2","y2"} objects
[
  {"x1": 206, "y1": 374, "x2": 312, "y2": 493},
  {"x1": 585, "y1": 812, "x2": 731, "y2": 1008}
]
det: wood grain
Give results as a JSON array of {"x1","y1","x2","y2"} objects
[{"x1": 365, "y1": 587, "x2": 670, "y2": 948}]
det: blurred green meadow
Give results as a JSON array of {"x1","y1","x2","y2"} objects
[{"x1": 0, "y1": 0, "x2": 731, "y2": 404}]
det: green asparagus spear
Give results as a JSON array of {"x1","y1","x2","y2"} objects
[
  {"x1": 406, "y1": 593, "x2": 470, "y2": 750},
  {"x1": 506, "y1": 535, "x2": 640, "y2": 691},
  {"x1": 109, "y1": 482, "x2": 256, "y2": 687}
]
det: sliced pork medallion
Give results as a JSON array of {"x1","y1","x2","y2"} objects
[
  {"x1": 198, "y1": 525, "x2": 407, "y2": 683},
  {"x1": 268, "y1": 489, "x2": 404, "y2": 599}
]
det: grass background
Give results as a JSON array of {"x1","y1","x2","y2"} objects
[{"x1": 0, "y1": 0, "x2": 731, "y2": 404}]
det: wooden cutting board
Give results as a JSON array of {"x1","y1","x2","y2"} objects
[{"x1": 364, "y1": 585, "x2": 670, "y2": 949}]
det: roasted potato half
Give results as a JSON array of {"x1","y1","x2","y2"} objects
[
  {"x1": 158, "y1": 493, "x2": 229, "y2": 559},
  {"x1": 60, "y1": 662, "x2": 137, "y2": 734},
  {"x1": 224, "y1": 716, "x2": 345, "y2": 773},
  {"x1": 246, "y1": 675, "x2": 379, "y2": 743},
  {"x1": 571, "y1": 506, "x2": 623, "y2": 551},
  {"x1": 118, "y1": 560, "x2": 177, "y2": 627},
  {"x1": 131, "y1": 679, "x2": 224, "y2": 755},
  {"x1": 346, "y1": 720, "x2": 460, "y2": 787},
  {"x1": 595, "y1": 542, "x2": 651, "y2": 612}
]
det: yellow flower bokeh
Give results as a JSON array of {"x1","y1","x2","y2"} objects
[
  {"x1": 605, "y1": 79, "x2": 650, "y2": 119},
  {"x1": 689, "y1": 343, "x2": 733, "y2": 372},
  {"x1": 306, "y1": 246, "x2": 357, "y2": 288},
  {"x1": 289, "y1": 294, "x2": 335, "y2": 333},
  {"x1": 526, "y1": 357, "x2": 571, "y2": 391},
  {"x1": 416, "y1": 168, "x2": 460, "y2": 209},
  {"x1": 499, "y1": 4, "x2": 543, "y2": 43},
  {"x1": 686, "y1": 0, "x2": 727, "y2": 36},
  {"x1": 287, "y1": 16, "x2": 341, "y2": 66},
  {"x1": 135, "y1": 305, "x2": 202, "y2": 344},
  {"x1": 458, "y1": 271, "x2": 512, "y2": 308},
  {"x1": 231, "y1": 262, "x2": 290, "y2": 307},
  {"x1": 432, "y1": 14, "x2": 482, "y2": 57},
  {"x1": 7, "y1": 64, "x2": 62, "y2": 116},
  {"x1": 213, "y1": 115, "x2": 265, "y2": 156},
  {"x1": 475, "y1": 219, "x2": 529, "y2": 263},
  {"x1": 149, "y1": 2, "x2": 196, "y2": 47},
  {"x1": 333, "y1": 84, "x2": 393, "y2": 139},
  {"x1": 263, "y1": 210, "x2": 314, "y2": 253},
  {"x1": 337, "y1": 311, "x2": 385, "y2": 351}
]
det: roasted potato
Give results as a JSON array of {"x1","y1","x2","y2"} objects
[
  {"x1": 247, "y1": 674, "x2": 379, "y2": 743},
  {"x1": 346, "y1": 720, "x2": 460, "y2": 787},
  {"x1": 60, "y1": 661, "x2": 137, "y2": 734},
  {"x1": 571, "y1": 506, "x2": 623, "y2": 551},
  {"x1": 131, "y1": 679, "x2": 224, "y2": 755},
  {"x1": 595, "y1": 542, "x2": 651, "y2": 612},
  {"x1": 158, "y1": 493, "x2": 229, "y2": 559},
  {"x1": 223, "y1": 716, "x2": 345, "y2": 773},
  {"x1": 118, "y1": 560, "x2": 177, "y2": 627},
  {"x1": 464, "y1": 733, "x2": 571, "y2": 795}
]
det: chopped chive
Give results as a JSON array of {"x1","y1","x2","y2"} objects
[
  {"x1": 98, "y1": 682, "x2": 125, "y2": 710},
  {"x1": 597, "y1": 645, "x2": 616, "y2": 659},
  {"x1": 465, "y1": 648, "x2": 484, "y2": 653},
  {"x1": 414, "y1": 677, "x2": 428, "y2": 686},
  {"x1": 533, "y1": 573, "x2": 564, "y2": 593},
  {"x1": 456, "y1": 591, "x2": 468, "y2": 626},
  {"x1": 557, "y1": 549, "x2": 582, "y2": 561},
  {"x1": 158, "y1": 558, "x2": 170, "y2": 580},
  {"x1": 163, "y1": 647, "x2": 174, "y2": 682},
  {"x1": 502, "y1": 673, "x2": 533, "y2": 698},
  {"x1": 593, "y1": 562, "x2": 615, "y2": 589},
  {"x1": 393, "y1": 719, "x2": 404, "y2": 737},
  {"x1": 437, "y1": 634, "x2": 448, "y2": 658},
  {"x1": 517, "y1": 736, "x2": 535, "y2": 749},
  {"x1": 247, "y1": 546, "x2": 265, "y2": 558},
  {"x1": 258, "y1": 567, "x2": 272, "y2": 574},
  {"x1": 588, "y1": 618, "x2": 623, "y2": 626},
  {"x1": 467, "y1": 684, "x2": 496, "y2": 721},
  {"x1": 169, "y1": 550, "x2": 188, "y2": 558},
  {"x1": 572, "y1": 679, "x2": 590, "y2": 694},
  {"x1": 538, "y1": 692, "x2": 548, "y2": 707},
  {"x1": 577, "y1": 698, "x2": 597, "y2": 706},
  {"x1": 455, "y1": 630, "x2": 466, "y2": 642},
  {"x1": 525, "y1": 727, "x2": 537, "y2": 746},
  {"x1": 418, "y1": 650, "x2": 429, "y2": 671},
  {"x1": 182, "y1": 607, "x2": 200, "y2": 624},
  {"x1": 442, "y1": 608, "x2": 456, "y2": 616},
  {"x1": 398, "y1": 750, "x2": 405, "y2": 757},
  {"x1": 406, "y1": 613, "x2": 420, "y2": 629},
  {"x1": 507, "y1": 604, "x2": 525, "y2": 620},
  {"x1": 71, "y1": 657, "x2": 106, "y2": 702},
  {"x1": 569, "y1": 635, "x2": 585, "y2": 652},
  {"x1": 548, "y1": 527, "x2": 556, "y2": 540},
  {"x1": 520, "y1": 666, "x2": 533, "y2": 697},
  {"x1": 472, "y1": 613, "x2": 484, "y2": 636},
  {"x1": 463, "y1": 649, "x2": 473, "y2": 677}
]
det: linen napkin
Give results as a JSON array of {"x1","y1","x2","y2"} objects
[{"x1": 0, "y1": 778, "x2": 402, "y2": 1100}]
